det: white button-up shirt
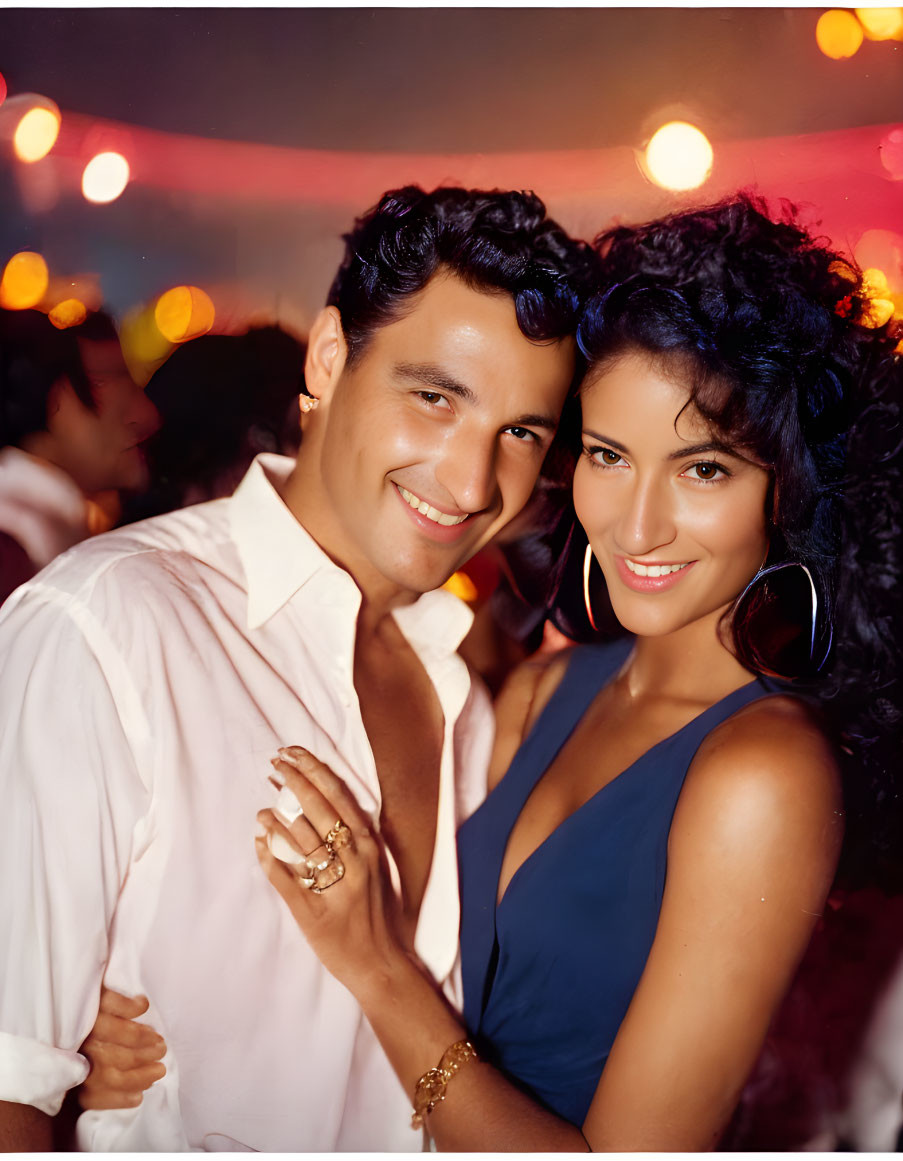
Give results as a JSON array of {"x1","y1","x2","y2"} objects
[
  {"x1": 0, "y1": 454, "x2": 492, "y2": 1151},
  {"x1": 0, "y1": 446, "x2": 88, "y2": 570}
]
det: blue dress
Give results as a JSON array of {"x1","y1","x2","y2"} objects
[{"x1": 457, "y1": 638, "x2": 776, "y2": 1125}]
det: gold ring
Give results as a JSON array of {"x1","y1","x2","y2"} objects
[{"x1": 324, "y1": 819, "x2": 353, "y2": 853}]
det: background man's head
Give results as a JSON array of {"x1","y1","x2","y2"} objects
[
  {"x1": 296, "y1": 186, "x2": 597, "y2": 599},
  {"x1": 0, "y1": 308, "x2": 160, "y2": 495}
]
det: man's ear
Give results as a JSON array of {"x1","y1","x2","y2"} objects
[{"x1": 304, "y1": 307, "x2": 347, "y2": 405}]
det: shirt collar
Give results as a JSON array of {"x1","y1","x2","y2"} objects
[{"x1": 230, "y1": 454, "x2": 475, "y2": 655}]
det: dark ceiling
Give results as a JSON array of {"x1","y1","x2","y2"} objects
[{"x1": 1, "y1": 7, "x2": 900, "y2": 154}]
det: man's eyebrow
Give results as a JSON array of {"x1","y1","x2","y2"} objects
[
  {"x1": 394, "y1": 362, "x2": 477, "y2": 404},
  {"x1": 396, "y1": 362, "x2": 558, "y2": 432}
]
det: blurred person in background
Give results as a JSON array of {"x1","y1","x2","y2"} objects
[
  {"x1": 0, "y1": 308, "x2": 160, "y2": 603},
  {"x1": 120, "y1": 325, "x2": 306, "y2": 525}
]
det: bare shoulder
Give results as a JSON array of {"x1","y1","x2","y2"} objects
[
  {"x1": 487, "y1": 647, "x2": 574, "y2": 790},
  {"x1": 672, "y1": 693, "x2": 843, "y2": 896},
  {"x1": 690, "y1": 693, "x2": 841, "y2": 808}
]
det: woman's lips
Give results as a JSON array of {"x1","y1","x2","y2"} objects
[{"x1": 614, "y1": 555, "x2": 696, "y2": 593}]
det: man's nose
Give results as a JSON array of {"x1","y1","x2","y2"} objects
[{"x1": 434, "y1": 429, "x2": 500, "y2": 515}]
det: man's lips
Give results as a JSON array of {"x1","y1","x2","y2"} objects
[{"x1": 393, "y1": 483, "x2": 473, "y2": 544}]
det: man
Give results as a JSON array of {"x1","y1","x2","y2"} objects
[
  {"x1": 0, "y1": 308, "x2": 161, "y2": 603},
  {"x1": 0, "y1": 186, "x2": 591, "y2": 1150}
]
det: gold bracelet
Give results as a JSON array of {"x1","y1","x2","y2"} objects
[{"x1": 411, "y1": 1039, "x2": 479, "y2": 1129}]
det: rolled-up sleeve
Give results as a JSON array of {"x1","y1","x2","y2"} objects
[{"x1": 0, "y1": 584, "x2": 150, "y2": 1115}]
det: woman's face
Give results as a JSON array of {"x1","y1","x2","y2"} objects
[{"x1": 573, "y1": 349, "x2": 771, "y2": 643}]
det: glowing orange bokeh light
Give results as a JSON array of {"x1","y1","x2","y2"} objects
[
  {"x1": 154, "y1": 286, "x2": 216, "y2": 344},
  {"x1": 81, "y1": 152, "x2": 131, "y2": 204},
  {"x1": 816, "y1": 9, "x2": 865, "y2": 58},
  {"x1": 48, "y1": 298, "x2": 89, "y2": 330},
  {"x1": 443, "y1": 571, "x2": 479, "y2": 603},
  {"x1": 0, "y1": 251, "x2": 49, "y2": 310},
  {"x1": 643, "y1": 122, "x2": 713, "y2": 192},
  {"x1": 854, "y1": 6, "x2": 903, "y2": 38},
  {"x1": 13, "y1": 104, "x2": 61, "y2": 163},
  {"x1": 859, "y1": 267, "x2": 896, "y2": 328}
]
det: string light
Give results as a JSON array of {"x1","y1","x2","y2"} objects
[
  {"x1": 854, "y1": 6, "x2": 903, "y2": 38},
  {"x1": 154, "y1": 286, "x2": 216, "y2": 343},
  {"x1": 49, "y1": 299, "x2": 88, "y2": 329},
  {"x1": 82, "y1": 152, "x2": 130, "y2": 204},
  {"x1": 816, "y1": 10, "x2": 865, "y2": 58},
  {"x1": 12, "y1": 101, "x2": 61, "y2": 163},
  {"x1": 643, "y1": 122, "x2": 713, "y2": 191},
  {"x1": 0, "y1": 251, "x2": 49, "y2": 309}
]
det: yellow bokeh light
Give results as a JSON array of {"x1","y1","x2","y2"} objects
[
  {"x1": 816, "y1": 9, "x2": 865, "y2": 58},
  {"x1": 854, "y1": 6, "x2": 903, "y2": 38},
  {"x1": 859, "y1": 266, "x2": 896, "y2": 327},
  {"x1": 48, "y1": 298, "x2": 88, "y2": 330},
  {"x1": 0, "y1": 251, "x2": 49, "y2": 310},
  {"x1": 81, "y1": 152, "x2": 131, "y2": 204},
  {"x1": 644, "y1": 122, "x2": 713, "y2": 192},
  {"x1": 442, "y1": 571, "x2": 479, "y2": 603},
  {"x1": 13, "y1": 105, "x2": 61, "y2": 163},
  {"x1": 154, "y1": 286, "x2": 216, "y2": 344}
]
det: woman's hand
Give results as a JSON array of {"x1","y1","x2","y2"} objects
[
  {"x1": 256, "y1": 746, "x2": 410, "y2": 999},
  {"x1": 78, "y1": 988, "x2": 167, "y2": 1110}
]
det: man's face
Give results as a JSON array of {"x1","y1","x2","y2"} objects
[
  {"x1": 305, "y1": 273, "x2": 576, "y2": 599},
  {"x1": 47, "y1": 339, "x2": 161, "y2": 494}
]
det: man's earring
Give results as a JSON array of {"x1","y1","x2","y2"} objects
[{"x1": 299, "y1": 394, "x2": 319, "y2": 414}]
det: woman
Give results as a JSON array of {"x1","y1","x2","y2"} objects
[{"x1": 81, "y1": 196, "x2": 901, "y2": 1149}]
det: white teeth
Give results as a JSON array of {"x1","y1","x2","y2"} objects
[
  {"x1": 398, "y1": 486, "x2": 468, "y2": 527},
  {"x1": 625, "y1": 559, "x2": 689, "y2": 577}
]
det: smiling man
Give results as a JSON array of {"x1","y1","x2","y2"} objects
[{"x1": 0, "y1": 186, "x2": 592, "y2": 1151}]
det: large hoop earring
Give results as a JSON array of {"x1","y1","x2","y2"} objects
[
  {"x1": 583, "y1": 544, "x2": 599, "y2": 632},
  {"x1": 732, "y1": 560, "x2": 833, "y2": 680}
]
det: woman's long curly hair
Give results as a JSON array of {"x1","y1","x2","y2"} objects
[{"x1": 501, "y1": 194, "x2": 902, "y2": 885}]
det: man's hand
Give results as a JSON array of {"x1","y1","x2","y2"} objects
[{"x1": 79, "y1": 988, "x2": 167, "y2": 1110}]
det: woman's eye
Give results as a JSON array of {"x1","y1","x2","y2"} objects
[
  {"x1": 684, "y1": 461, "x2": 727, "y2": 482},
  {"x1": 584, "y1": 445, "x2": 626, "y2": 468}
]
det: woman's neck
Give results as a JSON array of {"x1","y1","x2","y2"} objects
[{"x1": 619, "y1": 607, "x2": 756, "y2": 707}]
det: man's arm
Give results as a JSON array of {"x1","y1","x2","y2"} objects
[
  {"x1": 0, "y1": 585, "x2": 150, "y2": 1120},
  {"x1": 0, "y1": 1100, "x2": 52, "y2": 1151}
]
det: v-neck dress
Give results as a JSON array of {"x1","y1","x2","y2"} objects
[{"x1": 457, "y1": 638, "x2": 776, "y2": 1126}]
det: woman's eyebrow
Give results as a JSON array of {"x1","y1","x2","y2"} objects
[{"x1": 668, "y1": 440, "x2": 761, "y2": 466}]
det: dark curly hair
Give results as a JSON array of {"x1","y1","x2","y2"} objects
[
  {"x1": 506, "y1": 195, "x2": 901, "y2": 883},
  {"x1": 326, "y1": 185, "x2": 599, "y2": 365}
]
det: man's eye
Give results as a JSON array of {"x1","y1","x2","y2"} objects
[
  {"x1": 417, "y1": 391, "x2": 449, "y2": 408},
  {"x1": 505, "y1": 426, "x2": 535, "y2": 442}
]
